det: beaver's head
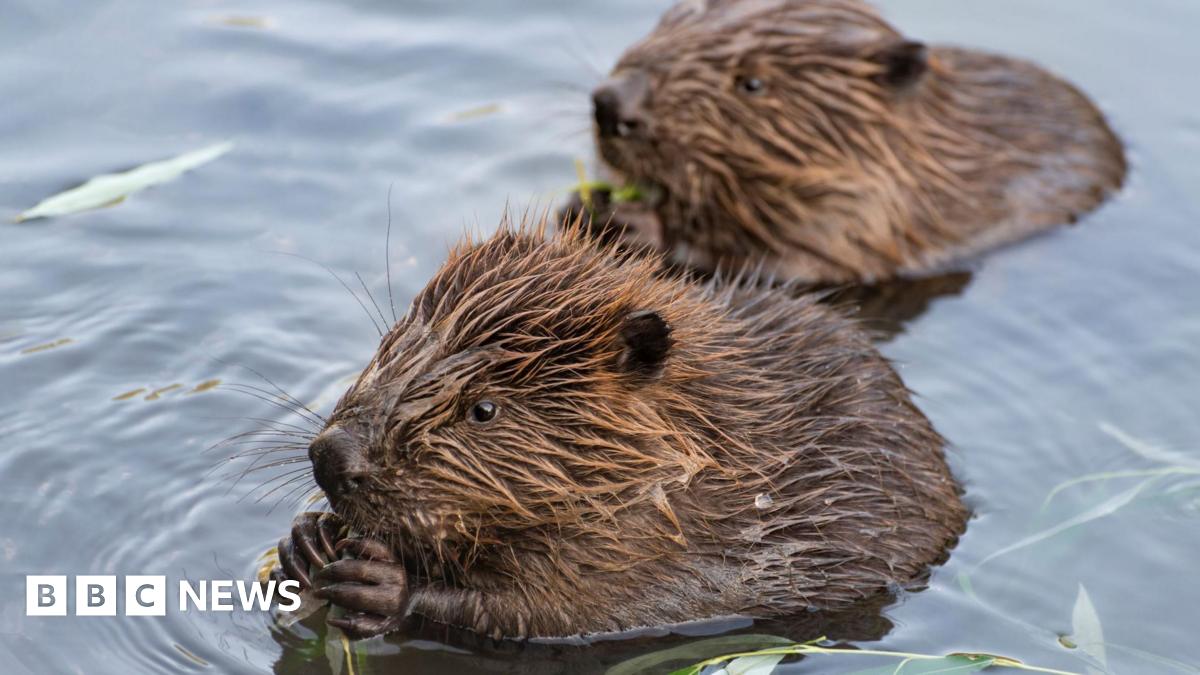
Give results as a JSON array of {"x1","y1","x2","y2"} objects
[
  {"x1": 593, "y1": 0, "x2": 927, "y2": 216},
  {"x1": 591, "y1": 0, "x2": 1126, "y2": 281},
  {"x1": 307, "y1": 220, "x2": 710, "y2": 579}
]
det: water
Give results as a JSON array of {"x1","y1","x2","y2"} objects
[{"x1": 1, "y1": 0, "x2": 1197, "y2": 673}]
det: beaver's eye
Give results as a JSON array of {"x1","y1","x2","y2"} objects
[
  {"x1": 468, "y1": 400, "x2": 499, "y2": 424},
  {"x1": 736, "y1": 76, "x2": 765, "y2": 95}
]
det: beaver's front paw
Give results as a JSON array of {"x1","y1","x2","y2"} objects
[
  {"x1": 272, "y1": 511, "x2": 344, "y2": 589},
  {"x1": 314, "y1": 537, "x2": 409, "y2": 640}
]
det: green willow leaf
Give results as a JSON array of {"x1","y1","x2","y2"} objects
[{"x1": 16, "y1": 141, "x2": 233, "y2": 222}]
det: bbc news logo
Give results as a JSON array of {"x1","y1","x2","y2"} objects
[{"x1": 26, "y1": 576, "x2": 301, "y2": 616}]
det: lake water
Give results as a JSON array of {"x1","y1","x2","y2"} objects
[{"x1": 1, "y1": 0, "x2": 1197, "y2": 673}]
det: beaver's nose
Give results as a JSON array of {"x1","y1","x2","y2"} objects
[
  {"x1": 309, "y1": 427, "x2": 370, "y2": 500},
  {"x1": 593, "y1": 70, "x2": 650, "y2": 139}
]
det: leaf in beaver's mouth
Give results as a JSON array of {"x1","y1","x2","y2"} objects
[{"x1": 15, "y1": 141, "x2": 234, "y2": 222}]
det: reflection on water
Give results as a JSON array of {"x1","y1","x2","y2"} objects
[{"x1": 0, "y1": 0, "x2": 1198, "y2": 673}]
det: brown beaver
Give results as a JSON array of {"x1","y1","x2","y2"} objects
[
  {"x1": 270, "y1": 214, "x2": 966, "y2": 640},
  {"x1": 579, "y1": 0, "x2": 1126, "y2": 283}
]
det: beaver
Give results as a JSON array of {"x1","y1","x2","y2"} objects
[
  {"x1": 578, "y1": 0, "x2": 1127, "y2": 283},
  {"x1": 270, "y1": 214, "x2": 966, "y2": 641}
]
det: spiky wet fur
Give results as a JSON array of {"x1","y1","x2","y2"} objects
[
  {"x1": 598, "y1": 0, "x2": 1126, "y2": 282},
  {"x1": 322, "y1": 213, "x2": 965, "y2": 639}
]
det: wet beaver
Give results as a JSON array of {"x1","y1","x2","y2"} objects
[
  {"x1": 271, "y1": 215, "x2": 966, "y2": 640},
  {"x1": 579, "y1": 0, "x2": 1126, "y2": 283}
]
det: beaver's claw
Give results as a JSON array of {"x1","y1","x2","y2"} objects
[
  {"x1": 271, "y1": 511, "x2": 344, "y2": 590},
  {"x1": 313, "y1": 537, "x2": 409, "y2": 640}
]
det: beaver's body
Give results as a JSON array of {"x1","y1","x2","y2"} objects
[
  {"x1": 586, "y1": 0, "x2": 1126, "y2": 283},
  {"x1": 272, "y1": 217, "x2": 965, "y2": 640}
]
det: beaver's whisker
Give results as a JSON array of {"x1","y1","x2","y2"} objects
[
  {"x1": 550, "y1": 17, "x2": 606, "y2": 81},
  {"x1": 231, "y1": 416, "x2": 317, "y2": 435},
  {"x1": 282, "y1": 485, "x2": 322, "y2": 510},
  {"x1": 224, "y1": 454, "x2": 309, "y2": 492},
  {"x1": 537, "y1": 78, "x2": 593, "y2": 95},
  {"x1": 220, "y1": 384, "x2": 325, "y2": 429},
  {"x1": 236, "y1": 456, "x2": 310, "y2": 474},
  {"x1": 209, "y1": 430, "x2": 312, "y2": 452},
  {"x1": 207, "y1": 420, "x2": 316, "y2": 441},
  {"x1": 226, "y1": 445, "x2": 308, "y2": 463},
  {"x1": 200, "y1": 415, "x2": 317, "y2": 436},
  {"x1": 268, "y1": 480, "x2": 318, "y2": 514},
  {"x1": 210, "y1": 357, "x2": 328, "y2": 427},
  {"x1": 249, "y1": 471, "x2": 315, "y2": 506},
  {"x1": 206, "y1": 447, "x2": 305, "y2": 480},
  {"x1": 355, "y1": 270, "x2": 392, "y2": 333},
  {"x1": 216, "y1": 435, "x2": 311, "y2": 452},
  {"x1": 236, "y1": 468, "x2": 309, "y2": 503},
  {"x1": 384, "y1": 182, "x2": 398, "y2": 325},
  {"x1": 218, "y1": 389, "x2": 324, "y2": 429},
  {"x1": 273, "y1": 251, "x2": 385, "y2": 337},
  {"x1": 553, "y1": 126, "x2": 594, "y2": 143}
]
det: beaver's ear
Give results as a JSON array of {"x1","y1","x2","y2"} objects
[
  {"x1": 870, "y1": 40, "x2": 928, "y2": 90},
  {"x1": 618, "y1": 310, "x2": 673, "y2": 377}
]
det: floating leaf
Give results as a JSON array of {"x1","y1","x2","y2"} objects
[
  {"x1": 1069, "y1": 585, "x2": 1107, "y2": 674},
  {"x1": 145, "y1": 384, "x2": 184, "y2": 400},
  {"x1": 212, "y1": 15, "x2": 274, "y2": 29},
  {"x1": 447, "y1": 102, "x2": 502, "y2": 122},
  {"x1": 20, "y1": 338, "x2": 73, "y2": 354},
  {"x1": 172, "y1": 643, "x2": 210, "y2": 667},
  {"x1": 189, "y1": 379, "x2": 221, "y2": 394},
  {"x1": 113, "y1": 388, "x2": 147, "y2": 401},
  {"x1": 16, "y1": 141, "x2": 234, "y2": 222}
]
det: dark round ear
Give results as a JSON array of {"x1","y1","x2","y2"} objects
[
  {"x1": 617, "y1": 310, "x2": 673, "y2": 377},
  {"x1": 870, "y1": 40, "x2": 928, "y2": 89}
]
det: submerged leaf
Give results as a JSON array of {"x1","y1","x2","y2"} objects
[
  {"x1": 669, "y1": 641, "x2": 1078, "y2": 675},
  {"x1": 19, "y1": 338, "x2": 73, "y2": 354},
  {"x1": 720, "y1": 653, "x2": 787, "y2": 675},
  {"x1": 189, "y1": 379, "x2": 222, "y2": 394},
  {"x1": 1069, "y1": 585, "x2": 1107, "y2": 673},
  {"x1": 172, "y1": 643, "x2": 210, "y2": 667},
  {"x1": 976, "y1": 475, "x2": 1161, "y2": 569},
  {"x1": 145, "y1": 384, "x2": 184, "y2": 401},
  {"x1": 212, "y1": 15, "x2": 274, "y2": 29},
  {"x1": 609, "y1": 634, "x2": 794, "y2": 675},
  {"x1": 16, "y1": 141, "x2": 234, "y2": 222},
  {"x1": 1099, "y1": 422, "x2": 1200, "y2": 471},
  {"x1": 447, "y1": 102, "x2": 502, "y2": 122},
  {"x1": 847, "y1": 653, "x2": 996, "y2": 674},
  {"x1": 325, "y1": 626, "x2": 345, "y2": 675}
]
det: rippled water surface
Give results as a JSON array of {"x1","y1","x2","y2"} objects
[{"x1": 1, "y1": 0, "x2": 1198, "y2": 673}]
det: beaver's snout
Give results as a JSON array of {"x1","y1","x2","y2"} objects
[
  {"x1": 309, "y1": 427, "x2": 370, "y2": 501},
  {"x1": 593, "y1": 70, "x2": 650, "y2": 139}
]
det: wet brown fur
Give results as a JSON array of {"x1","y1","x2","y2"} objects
[
  {"x1": 596, "y1": 0, "x2": 1127, "y2": 282},
  {"x1": 320, "y1": 212, "x2": 966, "y2": 639}
]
